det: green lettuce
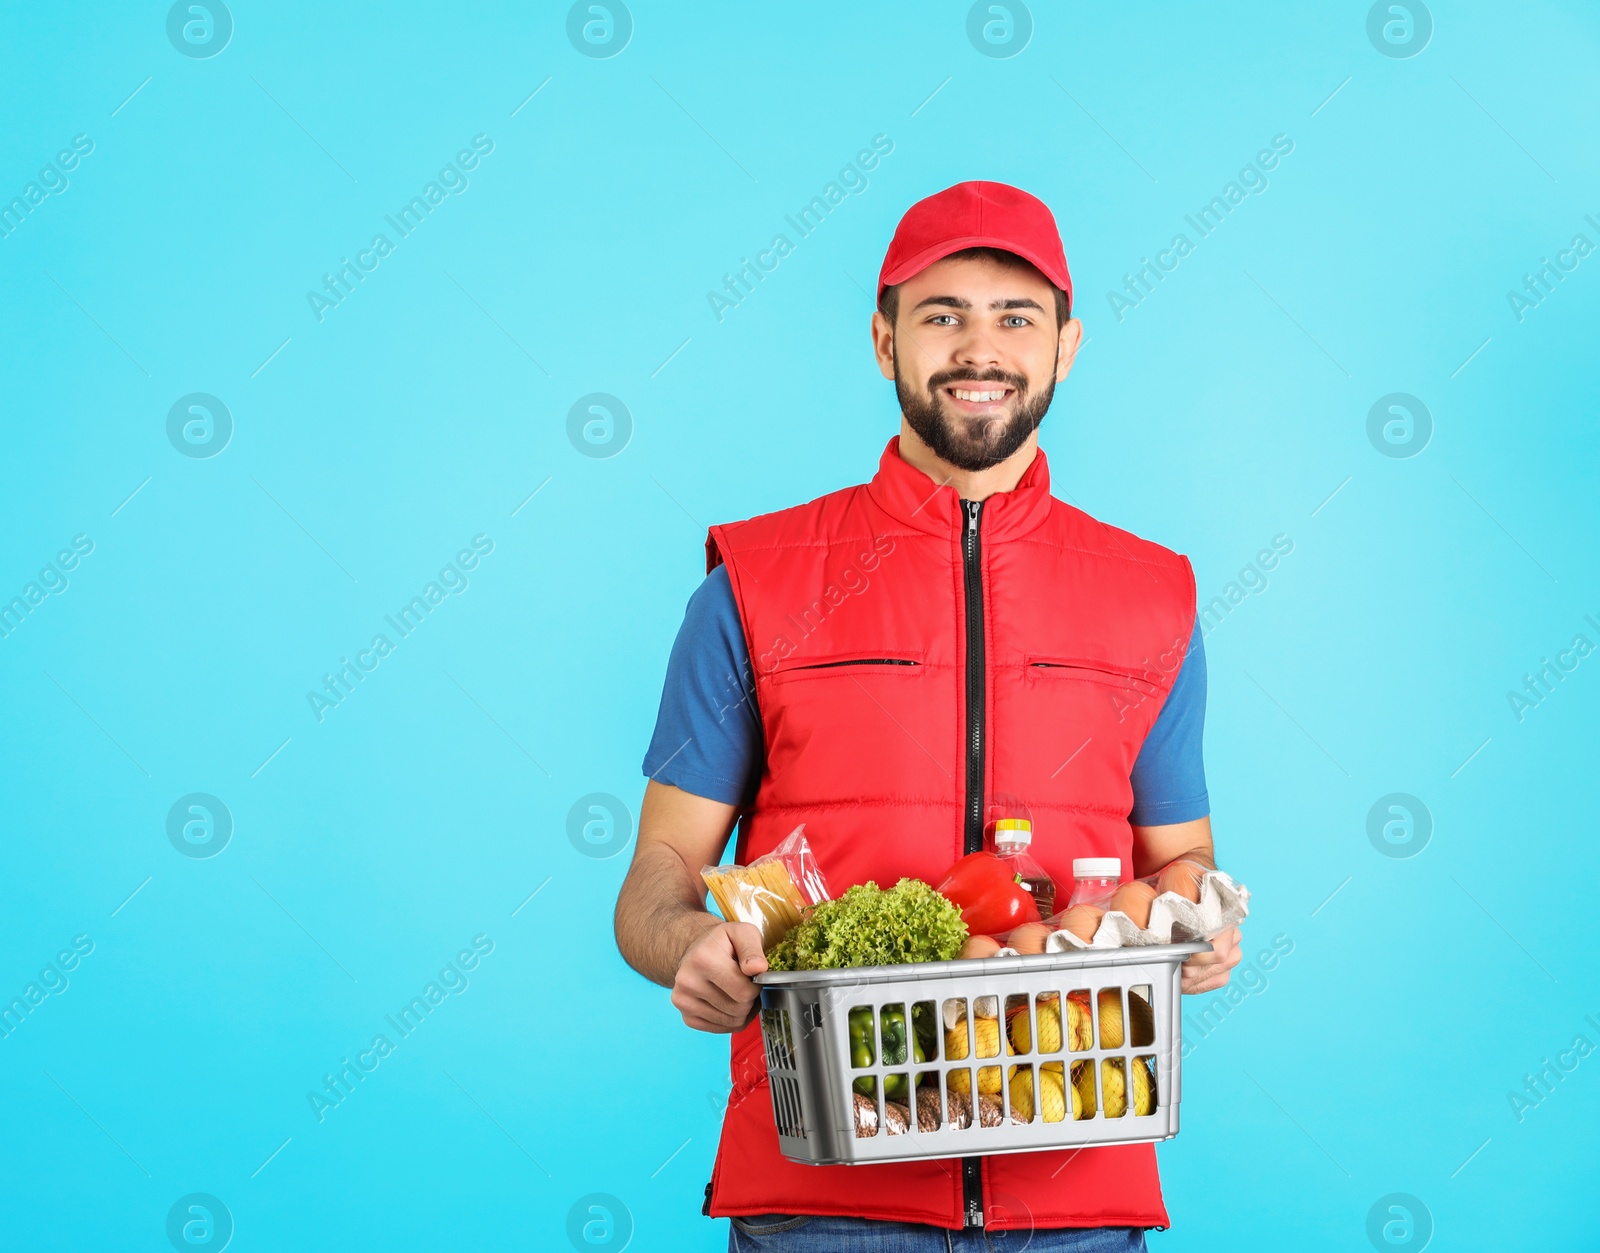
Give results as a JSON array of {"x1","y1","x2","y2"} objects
[{"x1": 766, "y1": 879, "x2": 968, "y2": 971}]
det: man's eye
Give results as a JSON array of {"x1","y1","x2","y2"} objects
[
  {"x1": 1003, "y1": 315, "x2": 1030, "y2": 327},
  {"x1": 929, "y1": 314, "x2": 958, "y2": 326}
]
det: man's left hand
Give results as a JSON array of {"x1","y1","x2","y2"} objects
[{"x1": 1181, "y1": 925, "x2": 1241, "y2": 995}]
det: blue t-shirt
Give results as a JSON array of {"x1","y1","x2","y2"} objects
[{"x1": 643, "y1": 564, "x2": 1209, "y2": 825}]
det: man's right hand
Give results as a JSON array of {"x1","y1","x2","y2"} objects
[{"x1": 671, "y1": 920, "x2": 769, "y2": 1033}]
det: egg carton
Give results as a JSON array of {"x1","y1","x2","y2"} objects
[{"x1": 1041, "y1": 869, "x2": 1250, "y2": 952}]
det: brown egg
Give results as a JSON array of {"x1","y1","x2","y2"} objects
[
  {"x1": 1006, "y1": 922, "x2": 1052, "y2": 955},
  {"x1": 1057, "y1": 904, "x2": 1105, "y2": 944},
  {"x1": 1156, "y1": 860, "x2": 1205, "y2": 903},
  {"x1": 960, "y1": 934, "x2": 1003, "y2": 960},
  {"x1": 1109, "y1": 880, "x2": 1158, "y2": 929}
]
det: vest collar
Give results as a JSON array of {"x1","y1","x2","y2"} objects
[{"x1": 866, "y1": 435, "x2": 1054, "y2": 540}]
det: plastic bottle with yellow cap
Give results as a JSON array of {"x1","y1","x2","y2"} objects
[{"x1": 989, "y1": 818, "x2": 1056, "y2": 918}]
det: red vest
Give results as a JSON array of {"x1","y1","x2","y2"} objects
[{"x1": 705, "y1": 437, "x2": 1196, "y2": 1232}]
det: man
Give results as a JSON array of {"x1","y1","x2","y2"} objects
[{"x1": 614, "y1": 181, "x2": 1242, "y2": 1250}]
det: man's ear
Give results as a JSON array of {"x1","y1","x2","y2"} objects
[
  {"x1": 871, "y1": 309, "x2": 897, "y2": 381},
  {"x1": 1054, "y1": 316, "x2": 1084, "y2": 383}
]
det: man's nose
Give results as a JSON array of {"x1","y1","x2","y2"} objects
[{"x1": 953, "y1": 321, "x2": 1004, "y2": 370}]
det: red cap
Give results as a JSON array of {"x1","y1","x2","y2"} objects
[{"x1": 878, "y1": 180, "x2": 1072, "y2": 308}]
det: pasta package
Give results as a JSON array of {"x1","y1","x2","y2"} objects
[{"x1": 702, "y1": 824, "x2": 832, "y2": 953}]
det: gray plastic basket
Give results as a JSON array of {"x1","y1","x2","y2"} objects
[{"x1": 754, "y1": 942, "x2": 1208, "y2": 1165}]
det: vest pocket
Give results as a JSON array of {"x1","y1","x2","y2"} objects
[
  {"x1": 771, "y1": 654, "x2": 923, "y2": 681},
  {"x1": 789, "y1": 658, "x2": 917, "y2": 669},
  {"x1": 1026, "y1": 658, "x2": 1161, "y2": 698}
]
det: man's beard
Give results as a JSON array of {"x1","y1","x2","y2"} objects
[{"x1": 894, "y1": 347, "x2": 1057, "y2": 472}]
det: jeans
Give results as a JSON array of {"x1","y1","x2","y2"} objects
[{"x1": 727, "y1": 1214, "x2": 1148, "y2": 1252}]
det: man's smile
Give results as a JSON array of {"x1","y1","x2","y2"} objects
[
  {"x1": 947, "y1": 384, "x2": 1011, "y2": 409},
  {"x1": 940, "y1": 383, "x2": 1016, "y2": 413}
]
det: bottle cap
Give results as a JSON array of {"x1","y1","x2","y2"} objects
[
  {"x1": 993, "y1": 818, "x2": 1031, "y2": 846},
  {"x1": 1072, "y1": 857, "x2": 1121, "y2": 878}
]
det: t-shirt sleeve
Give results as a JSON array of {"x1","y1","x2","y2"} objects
[
  {"x1": 640, "y1": 564, "x2": 763, "y2": 807},
  {"x1": 1128, "y1": 618, "x2": 1210, "y2": 826}
]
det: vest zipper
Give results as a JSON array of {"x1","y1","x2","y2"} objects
[
  {"x1": 962, "y1": 497, "x2": 986, "y2": 858},
  {"x1": 960, "y1": 496, "x2": 986, "y2": 1229}
]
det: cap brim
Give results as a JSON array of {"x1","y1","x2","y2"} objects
[{"x1": 879, "y1": 234, "x2": 1071, "y2": 299}]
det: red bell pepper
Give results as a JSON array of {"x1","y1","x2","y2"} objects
[{"x1": 935, "y1": 851, "x2": 1042, "y2": 937}]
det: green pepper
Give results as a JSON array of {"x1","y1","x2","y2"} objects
[
  {"x1": 880, "y1": 1007, "x2": 908, "y2": 1066},
  {"x1": 880, "y1": 1006, "x2": 924, "y2": 1101},
  {"x1": 911, "y1": 1003, "x2": 938, "y2": 1063}
]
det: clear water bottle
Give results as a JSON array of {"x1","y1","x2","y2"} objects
[{"x1": 1068, "y1": 857, "x2": 1121, "y2": 909}]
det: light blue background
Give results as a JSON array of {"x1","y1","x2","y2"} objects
[{"x1": 2, "y1": 2, "x2": 1597, "y2": 1249}]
